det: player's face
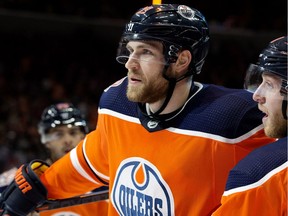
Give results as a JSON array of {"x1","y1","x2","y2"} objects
[
  {"x1": 125, "y1": 40, "x2": 169, "y2": 103},
  {"x1": 45, "y1": 125, "x2": 85, "y2": 162},
  {"x1": 253, "y1": 73, "x2": 287, "y2": 138}
]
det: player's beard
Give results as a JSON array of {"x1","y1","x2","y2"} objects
[
  {"x1": 264, "y1": 112, "x2": 287, "y2": 138},
  {"x1": 126, "y1": 71, "x2": 169, "y2": 103}
]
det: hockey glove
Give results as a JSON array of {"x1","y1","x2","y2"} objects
[{"x1": 0, "y1": 160, "x2": 49, "y2": 216}]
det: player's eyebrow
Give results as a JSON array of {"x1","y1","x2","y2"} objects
[{"x1": 127, "y1": 40, "x2": 162, "y2": 51}]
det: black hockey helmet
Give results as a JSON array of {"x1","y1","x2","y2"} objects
[
  {"x1": 245, "y1": 36, "x2": 287, "y2": 119},
  {"x1": 38, "y1": 102, "x2": 89, "y2": 138},
  {"x1": 244, "y1": 36, "x2": 287, "y2": 94},
  {"x1": 116, "y1": 4, "x2": 210, "y2": 75}
]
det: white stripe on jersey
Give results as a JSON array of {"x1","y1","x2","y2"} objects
[
  {"x1": 82, "y1": 137, "x2": 110, "y2": 181},
  {"x1": 98, "y1": 108, "x2": 264, "y2": 144},
  {"x1": 167, "y1": 124, "x2": 264, "y2": 144},
  {"x1": 223, "y1": 161, "x2": 288, "y2": 196},
  {"x1": 70, "y1": 147, "x2": 103, "y2": 185}
]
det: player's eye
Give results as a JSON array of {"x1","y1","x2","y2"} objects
[{"x1": 69, "y1": 129, "x2": 82, "y2": 136}]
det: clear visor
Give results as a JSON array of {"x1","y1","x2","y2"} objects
[
  {"x1": 116, "y1": 37, "x2": 169, "y2": 66},
  {"x1": 40, "y1": 132, "x2": 61, "y2": 144},
  {"x1": 244, "y1": 64, "x2": 287, "y2": 95},
  {"x1": 40, "y1": 124, "x2": 85, "y2": 144},
  {"x1": 244, "y1": 64, "x2": 264, "y2": 93},
  {"x1": 116, "y1": 55, "x2": 167, "y2": 65}
]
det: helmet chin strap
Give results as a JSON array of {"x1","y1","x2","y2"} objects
[
  {"x1": 282, "y1": 95, "x2": 287, "y2": 120},
  {"x1": 143, "y1": 65, "x2": 193, "y2": 118}
]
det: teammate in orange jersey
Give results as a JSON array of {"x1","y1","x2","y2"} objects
[
  {"x1": 212, "y1": 36, "x2": 287, "y2": 216},
  {"x1": 0, "y1": 4, "x2": 274, "y2": 216},
  {"x1": 0, "y1": 102, "x2": 108, "y2": 215}
]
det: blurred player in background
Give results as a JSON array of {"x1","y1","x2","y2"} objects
[
  {"x1": 0, "y1": 4, "x2": 274, "y2": 215},
  {"x1": 0, "y1": 102, "x2": 108, "y2": 215},
  {"x1": 212, "y1": 36, "x2": 287, "y2": 215}
]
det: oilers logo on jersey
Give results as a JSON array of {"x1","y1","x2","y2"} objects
[{"x1": 111, "y1": 157, "x2": 175, "y2": 216}]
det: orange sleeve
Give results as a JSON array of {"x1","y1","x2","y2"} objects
[{"x1": 40, "y1": 131, "x2": 106, "y2": 199}]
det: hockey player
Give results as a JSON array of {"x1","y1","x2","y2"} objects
[
  {"x1": 0, "y1": 102, "x2": 108, "y2": 215},
  {"x1": 212, "y1": 36, "x2": 287, "y2": 215},
  {"x1": 0, "y1": 4, "x2": 275, "y2": 216}
]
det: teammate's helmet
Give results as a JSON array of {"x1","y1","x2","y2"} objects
[
  {"x1": 38, "y1": 102, "x2": 89, "y2": 137},
  {"x1": 116, "y1": 4, "x2": 210, "y2": 75},
  {"x1": 245, "y1": 36, "x2": 288, "y2": 93}
]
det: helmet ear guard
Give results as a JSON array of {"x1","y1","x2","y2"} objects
[{"x1": 166, "y1": 44, "x2": 181, "y2": 64}]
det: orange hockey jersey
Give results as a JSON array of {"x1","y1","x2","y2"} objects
[
  {"x1": 212, "y1": 137, "x2": 287, "y2": 216},
  {"x1": 40, "y1": 78, "x2": 275, "y2": 215}
]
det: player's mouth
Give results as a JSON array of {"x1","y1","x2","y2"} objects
[
  {"x1": 261, "y1": 111, "x2": 269, "y2": 124},
  {"x1": 263, "y1": 113, "x2": 268, "y2": 122},
  {"x1": 258, "y1": 106, "x2": 268, "y2": 123},
  {"x1": 128, "y1": 75, "x2": 142, "y2": 85}
]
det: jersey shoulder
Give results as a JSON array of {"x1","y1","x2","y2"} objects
[
  {"x1": 178, "y1": 83, "x2": 264, "y2": 137},
  {"x1": 99, "y1": 77, "x2": 137, "y2": 117},
  {"x1": 225, "y1": 137, "x2": 288, "y2": 190}
]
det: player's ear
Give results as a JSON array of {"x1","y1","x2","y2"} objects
[{"x1": 175, "y1": 50, "x2": 191, "y2": 71}]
